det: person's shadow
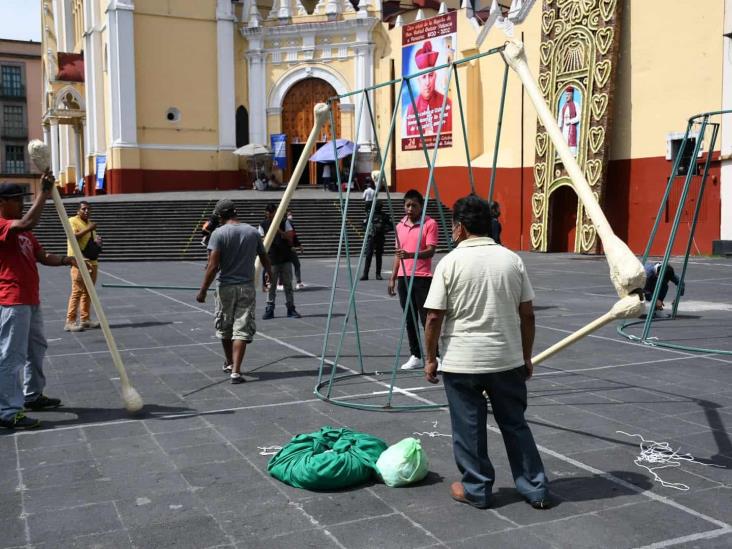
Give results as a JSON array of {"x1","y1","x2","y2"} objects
[{"x1": 488, "y1": 471, "x2": 654, "y2": 509}]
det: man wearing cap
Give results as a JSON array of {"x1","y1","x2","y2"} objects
[
  {"x1": 558, "y1": 86, "x2": 580, "y2": 156},
  {"x1": 0, "y1": 178, "x2": 73, "y2": 429},
  {"x1": 197, "y1": 199, "x2": 272, "y2": 384},
  {"x1": 406, "y1": 40, "x2": 453, "y2": 137}
]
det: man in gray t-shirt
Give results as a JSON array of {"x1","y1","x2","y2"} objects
[{"x1": 197, "y1": 199, "x2": 272, "y2": 384}]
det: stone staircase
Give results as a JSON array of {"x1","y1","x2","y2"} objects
[{"x1": 32, "y1": 198, "x2": 452, "y2": 261}]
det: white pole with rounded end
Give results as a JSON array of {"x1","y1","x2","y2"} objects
[
  {"x1": 532, "y1": 295, "x2": 643, "y2": 366},
  {"x1": 27, "y1": 140, "x2": 143, "y2": 413},
  {"x1": 502, "y1": 40, "x2": 645, "y2": 299},
  {"x1": 255, "y1": 103, "x2": 331, "y2": 285}
]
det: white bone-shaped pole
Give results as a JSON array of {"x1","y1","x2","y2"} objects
[
  {"x1": 501, "y1": 41, "x2": 646, "y2": 364},
  {"x1": 532, "y1": 295, "x2": 643, "y2": 365},
  {"x1": 27, "y1": 140, "x2": 143, "y2": 412},
  {"x1": 255, "y1": 103, "x2": 331, "y2": 286},
  {"x1": 502, "y1": 41, "x2": 645, "y2": 299}
]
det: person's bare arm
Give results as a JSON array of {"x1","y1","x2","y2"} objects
[
  {"x1": 424, "y1": 309, "x2": 445, "y2": 384},
  {"x1": 519, "y1": 300, "x2": 535, "y2": 379},
  {"x1": 258, "y1": 249, "x2": 273, "y2": 286},
  {"x1": 8, "y1": 173, "x2": 54, "y2": 234},
  {"x1": 387, "y1": 253, "x2": 401, "y2": 296},
  {"x1": 197, "y1": 249, "x2": 220, "y2": 303},
  {"x1": 35, "y1": 245, "x2": 76, "y2": 267}
]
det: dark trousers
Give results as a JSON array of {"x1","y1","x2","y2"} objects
[
  {"x1": 363, "y1": 234, "x2": 385, "y2": 277},
  {"x1": 443, "y1": 369, "x2": 548, "y2": 507},
  {"x1": 397, "y1": 276, "x2": 431, "y2": 358}
]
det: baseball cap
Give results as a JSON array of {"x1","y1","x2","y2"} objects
[
  {"x1": 0, "y1": 183, "x2": 33, "y2": 199},
  {"x1": 214, "y1": 198, "x2": 236, "y2": 216}
]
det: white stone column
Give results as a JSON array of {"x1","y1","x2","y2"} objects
[
  {"x1": 721, "y1": 0, "x2": 732, "y2": 241},
  {"x1": 217, "y1": 0, "x2": 236, "y2": 150},
  {"x1": 106, "y1": 0, "x2": 137, "y2": 146},
  {"x1": 84, "y1": 0, "x2": 106, "y2": 155},
  {"x1": 43, "y1": 125, "x2": 50, "y2": 147},
  {"x1": 74, "y1": 124, "x2": 83, "y2": 187},
  {"x1": 50, "y1": 120, "x2": 60, "y2": 177},
  {"x1": 247, "y1": 37, "x2": 268, "y2": 145},
  {"x1": 353, "y1": 42, "x2": 375, "y2": 147}
]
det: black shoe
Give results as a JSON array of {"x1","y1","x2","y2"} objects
[
  {"x1": 529, "y1": 497, "x2": 553, "y2": 510},
  {"x1": 375, "y1": 274, "x2": 383, "y2": 280},
  {"x1": 230, "y1": 373, "x2": 245, "y2": 384},
  {"x1": 360, "y1": 275, "x2": 368, "y2": 281},
  {"x1": 0, "y1": 412, "x2": 41, "y2": 430},
  {"x1": 25, "y1": 395, "x2": 62, "y2": 411},
  {"x1": 222, "y1": 362, "x2": 233, "y2": 374},
  {"x1": 287, "y1": 307, "x2": 302, "y2": 319},
  {"x1": 262, "y1": 306, "x2": 274, "y2": 320}
]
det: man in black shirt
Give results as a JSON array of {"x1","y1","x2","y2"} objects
[
  {"x1": 259, "y1": 204, "x2": 301, "y2": 319},
  {"x1": 361, "y1": 201, "x2": 393, "y2": 281}
]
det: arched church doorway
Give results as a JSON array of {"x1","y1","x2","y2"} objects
[
  {"x1": 282, "y1": 78, "x2": 341, "y2": 186},
  {"x1": 547, "y1": 185, "x2": 578, "y2": 252}
]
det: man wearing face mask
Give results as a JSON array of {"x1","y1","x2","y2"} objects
[{"x1": 422, "y1": 194, "x2": 549, "y2": 511}]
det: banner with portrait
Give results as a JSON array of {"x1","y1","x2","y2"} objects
[{"x1": 401, "y1": 12, "x2": 456, "y2": 151}]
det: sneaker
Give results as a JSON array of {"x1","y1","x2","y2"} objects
[
  {"x1": 287, "y1": 307, "x2": 302, "y2": 319},
  {"x1": 25, "y1": 395, "x2": 62, "y2": 411},
  {"x1": 0, "y1": 412, "x2": 41, "y2": 430},
  {"x1": 230, "y1": 373, "x2": 245, "y2": 384},
  {"x1": 64, "y1": 322, "x2": 83, "y2": 332},
  {"x1": 360, "y1": 275, "x2": 369, "y2": 281},
  {"x1": 277, "y1": 285, "x2": 284, "y2": 291},
  {"x1": 80, "y1": 320, "x2": 100, "y2": 329},
  {"x1": 222, "y1": 362, "x2": 233, "y2": 374},
  {"x1": 262, "y1": 306, "x2": 274, "y2": 320},
  {"x1": 400, "y1": 355, "x2": 422, "y2": 370},
  {"x1": 296, "y1": 282, "x2": 305, "y2": 290}
]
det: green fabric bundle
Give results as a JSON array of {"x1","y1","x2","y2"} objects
[
  {"x1": 376, "y1": 437, "x2": 430, "y2": 487},
  {"x1": 267, "y1": 426, "x2": 388, "y2": 490}
]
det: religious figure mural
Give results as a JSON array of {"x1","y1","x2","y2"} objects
[{"x1": 557, "y1": 85, "x2": 581, "y2": 156}]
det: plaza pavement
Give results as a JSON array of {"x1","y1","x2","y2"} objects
[{"x1": 1, "y1": 253, "x2": 731, "y2": 548}]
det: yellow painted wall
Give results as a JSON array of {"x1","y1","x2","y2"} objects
[
  {"x1": 133, "y1": 3, "x2": 219, "y2": 148},
  {"x1": 610, "y1": 0, "x2": 723, "y2": 160}
]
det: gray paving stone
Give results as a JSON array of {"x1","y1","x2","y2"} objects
[
  {"x1": 166, "y1": 442, "x2": 242, "y2": 468},
  {"x1": 18, "y1": 442, "x2": 93, "y2": 468},
  {"x1": 68, "y1": 530, "x2": 133, "y2": 549},
  {"x1": 21, "y1": 460, "x2": 104, "y2": 490},
  {"x1": 299, "y1": 490, "x2": 394, "y2": 526},
  {"x1": 449, "y1": 528, "x2": 552, "y2": 549},
  {"x1": 154, "y1": 427, "x2": 223, "y2": 450},
  {"x1": 115, "y1": 491, "x2": 208, "y2": 528},
  {"x1": 235, "y1": 527, "x2": 341, "y2": 549},
  {"x1": 0, "y1": 517, "x2": 27, "y2": 548},
  {"x1": 27, "y1": 501, "x2": 123, "y2": 544},
  {"x1": 88, "y1": 434, "x2": 160, "y2": 459},
  {"x1": 217, "y1": 502, "x2": 316, "y2": 542},
  {"x1": 15, "y1": 428, "x2": 85, "y2": 450},
  {"x1": 84, "y1": 421, "x2": 148, "y2": 441},
  {"x1": 23, "y1": 479, "x2": 117, "y2": 514},
  {"x1": 327, "y1": 513, "x2": 437, "y2": 549},
  {"x1": 127, "y1": 516, "x2": 229, "y2": 549}
]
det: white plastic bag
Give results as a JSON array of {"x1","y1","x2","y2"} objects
[{"x1": 376, "y1": 437, "x2": 429, "y2": 487}]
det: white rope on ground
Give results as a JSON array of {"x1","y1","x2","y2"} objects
[
  {"x1": 617, "y1": 431, "x2": 721, "y2": 491},
  {"x1": 258, "y1": 445, "x2": 283, "y2": 456},
  {"x1": 414, "y1": 421, "x2": 452, "y2": 439}
]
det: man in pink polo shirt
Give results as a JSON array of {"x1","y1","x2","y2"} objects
[{"x1": 387, "y1": 189, "x2": 439, "y2": 370}]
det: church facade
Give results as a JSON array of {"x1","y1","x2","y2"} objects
[{"x1": 41, "y1": 0, "x2": 732, "y2": 254}]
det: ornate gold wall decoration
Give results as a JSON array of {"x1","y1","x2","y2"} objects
[{"x1": 531, "y1": 0, "x2": 623, "y2": 253}]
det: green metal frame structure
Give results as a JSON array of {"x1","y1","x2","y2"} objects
[
  {"x1": 314, "y1": 46, "x2": 509, "y2": 410},
  {"x1": 617, "y1": 110, "x2": 732, "y2": 355}
]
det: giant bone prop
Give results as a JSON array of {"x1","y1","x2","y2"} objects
[
  {"x1": 27, "y1": 140, "x2": 143, "y2": 412},
  {"x1": 255, "y1": 103, "x2": 330, "y2": 284},
  {"x1": 501, "y1": 41, "x2": 645, "y2": 364}
]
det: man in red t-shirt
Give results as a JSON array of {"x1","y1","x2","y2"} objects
[{"x1": 0, "y1": 178, "x2": 75, "y2": 430}]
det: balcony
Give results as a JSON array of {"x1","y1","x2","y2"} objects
[
  {"x1": 1, "y1": 126, "x2": 28, "y2": 139},
  {"x1": 0, "y1": 85, "x2": 25, "y2": 99}
]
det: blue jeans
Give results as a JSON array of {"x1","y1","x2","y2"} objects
[
  {"x1": 443, "y1": 368, "x2": 548, "y2": 507},
  {"x1": 0, "y1": 305, "x2": 47, "y2": 420}
]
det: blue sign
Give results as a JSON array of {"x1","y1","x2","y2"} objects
[
  {"x1": 95, "y1": 155, "x2": 106, "y2": 190},
  {"x1": 271, "y1": 134, "x2": 287, "y2": 169}
]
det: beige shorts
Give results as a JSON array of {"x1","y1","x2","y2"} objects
[{"x1": 214, "y1": 284, "x2": 256, "y2": 341}]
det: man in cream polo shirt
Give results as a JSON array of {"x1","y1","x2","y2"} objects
[{"x1": 423, "y1": 195, "x2": 549, "y2": 510}]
